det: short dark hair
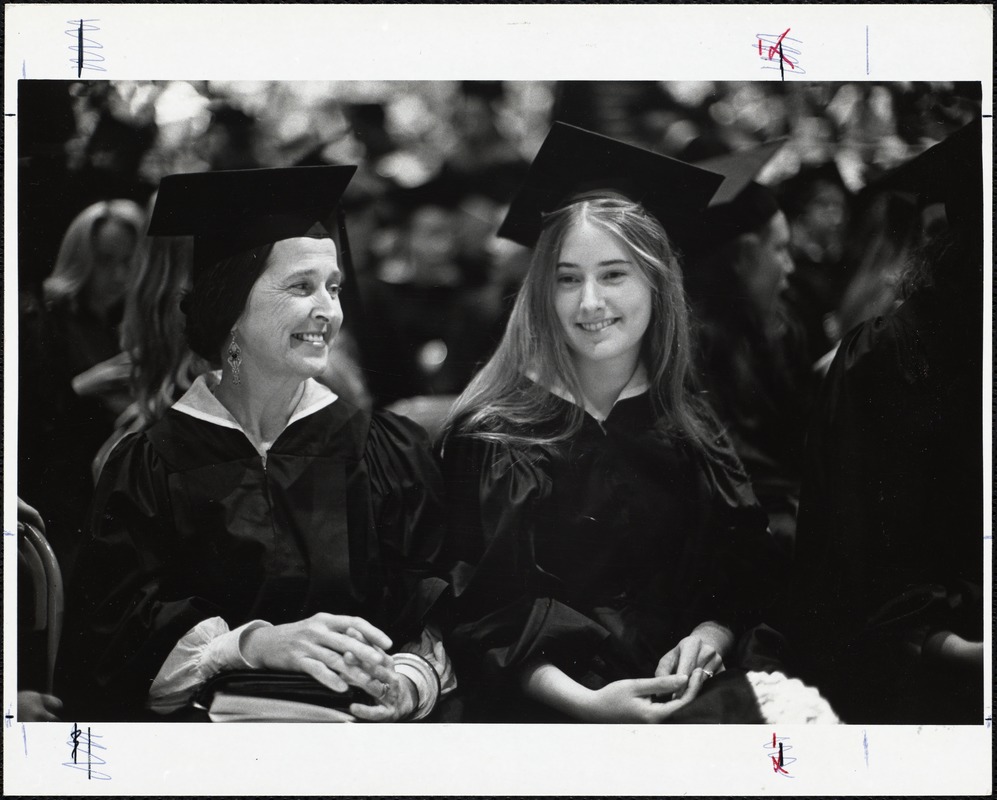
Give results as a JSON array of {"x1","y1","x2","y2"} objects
[{"x1": 181, "y1": 242, "x2": 274, "y2": 364}]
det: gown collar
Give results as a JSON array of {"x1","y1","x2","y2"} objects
[
  {"x1": 526, "y1": 363, "x2": 650, "y2": 422},
  {"x1": 172, "y1": 371, "x2": 338, "y2": 438}
]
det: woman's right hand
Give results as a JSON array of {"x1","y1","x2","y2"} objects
[
  {"x1": 581, "y1": 674, "x2": 702, "y2": 723},
  {"x1": 242, "y1": 613, "x2": 397, "y2": 696}
]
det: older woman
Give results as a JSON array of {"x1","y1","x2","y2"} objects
[
  {"x1": 57, "y1": 166, "x2": 453, "y2": 722},
  {"x1": 438, "y1": 125, "x2": 813, "y2": 724}
]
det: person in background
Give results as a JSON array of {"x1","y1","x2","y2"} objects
[
  {"x1": 786, "y1": 119, "x2": 984, "y2": 724},
  {"x1": 779, "y1": 161, "x2": 854, "y2": 363},
  {"x1": 438, "y1": 124, "x2": 824, "y2": 725},
  {"x1": 683, "y1": 141, "x2": 812, "y2": 556},
  {"x1": 811, "y1": 188, "x2": 919, "y2": 376},
  {"x1": 18, "y1": 199, "x2": 146, "y2": 577},
  {"x1": 360, "y1": 173, "x2": 498, "y2": 404},
  {"x1": 83, "y1": 226, "x2": 207, "y2": 483},
  {"x1": 42, "y1": 199, "x2": 146, "y2": 390},
  {"x1": 57, "y1": 166, "x2": 454, "y2": 722},
  {"x1": 198, "y1": 101, "x2": 261, "y2": 172}
]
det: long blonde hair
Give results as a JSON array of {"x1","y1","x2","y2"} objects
[
  {"x1": 42, "y1": 199, "x2": 145, "y2": 309},
  {"x1": 120, "y1": 232, "x2": 208, "y2": 425},
  {"x1": 442, "y1": 192, "x2": 732, "y2": 466}
]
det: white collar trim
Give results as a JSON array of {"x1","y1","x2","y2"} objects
[
  {"x1": 172, "y1": 371, "x2": 338, "y2": 436},
  {"x1": 525, "y1": 363, "x2": 650, "y2": 422}
]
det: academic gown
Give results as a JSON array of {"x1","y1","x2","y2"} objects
[
  {"x1": 56, "y1": 393, "x2": 448, "y2": 721},
  {"x1": 440, "y1": 384, "x2": 783, "y2": 722},
  {"x1": 787, "y1": 287, "x2": 983, "y2": 723}
]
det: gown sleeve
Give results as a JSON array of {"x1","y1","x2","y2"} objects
[
  {"x1": 364, "y1": 411, "x2": 455, "y2": 715},
  {"x1": 440, "y1": 433, "x2": 613, "y2": 684},
  {"x1": 787, "y1": 298, "x2": 982, "y2": 722},
  {"x1": 364, "y1": 411, "x2": 450, "y2": 637},
  {"x1": 56, "y1": 432, "x2": 225, "y2": 720},
  {"x1": 692, "y1": 431, "x2": 787, "y2": 639}
]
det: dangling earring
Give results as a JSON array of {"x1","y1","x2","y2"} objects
[{"x1": 227, "y1": 329, "x2": 242, "y2": 386}]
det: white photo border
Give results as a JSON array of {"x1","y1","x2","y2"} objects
[{"x1": 3, "y1": 3, "x2": 992, "y2": 795}]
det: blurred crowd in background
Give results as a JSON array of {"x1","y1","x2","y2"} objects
[{"x1": 16, "y1": 78, "x2": 981, "y2": 578}]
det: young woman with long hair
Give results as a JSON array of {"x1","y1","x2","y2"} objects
[{"x1": 438, "y1": 125, "x2": 804, "y2": 724}]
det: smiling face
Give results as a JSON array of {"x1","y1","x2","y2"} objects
[
  {"x1": 233, "y1": 237, "x2": 343, "y2": 384},
  {"x1": 553, "y1": 220, "x2": 653, "y2": 373}
]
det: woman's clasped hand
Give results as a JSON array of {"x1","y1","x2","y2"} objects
[{"x1": 242, "y1": 614, "x2": 418, "y2": 721}]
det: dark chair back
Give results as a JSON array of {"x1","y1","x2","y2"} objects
[{"x1": 18, "y1": 522, "x2": 65, "y2": 693}]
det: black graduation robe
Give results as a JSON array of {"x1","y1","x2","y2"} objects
[
  {"x1": 56, "y1": 393, "x2": 448, "y2": 721},
  {"x1": 440, "y1": 384, "x2": 783, "y2": 722},
  {"x1": 787, "y1": 287, "x2": 983, "y2": 723}
]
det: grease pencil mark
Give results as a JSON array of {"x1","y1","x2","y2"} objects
[
  {"x1": 63, "y1": 724, "x2": 111, "y2": 780},
  {"x1": 763, "y1": 732, "x2": 795, "y2": 777},
  {"x1": 755, "y1": 29, "x2": 805, "y2": 78},
  {"x1": 65, "y1": 19, "x2": 105, "y2": 76}
]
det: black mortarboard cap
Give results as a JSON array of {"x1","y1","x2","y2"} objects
[
  {"x1": 148, "y1": 165, "x2": 357, "y2": 276},
  {"x1": 692, "y1": 139, "x2": 786, "y2": 248},
  {"x1": 698, "y1": 139, "x2": 786, "y2": 208},
  {"x1": 497, "y1": 122, "x2": 724, "y2": 251},
  {"x1": 872, "y1": 118, "x2": 982, "y2": 224}
]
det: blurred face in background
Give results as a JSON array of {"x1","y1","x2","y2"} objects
[
  {"x1": 800, "y1": 180, "x2": 848, "y2": 249},
  {"x1": 408, "y1": 206, "x2": 459, "y2": 268},
  {"x1": 85, "y1": 217, "x2": 138, "y2": 314},
  {"x1": 736, "y1": 210, "x2": 795, "y2": 318}
]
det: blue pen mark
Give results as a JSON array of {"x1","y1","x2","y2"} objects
[
  {"x1": 63, "y1": 724, "x2": 110, "y2": 780},
  {"x1": 22, "y1": 724, "x2": 28, "y2": 756},
  {"x1": 22, "y1": 60, "x2": 26, "y2": 79},
  {"x1": 65, "y1": 20, "x2": 105, "y2": 76},
  {"x1": 985, "y1": 715, "x2": 992, "y2": 729},
  {"x1": 4, "y1": 529, "x2": 15, "y2": 537},
  {"x1": 865, "y1": 26, "x2": 870, "y2": 75},
  {"x1": 863, "y1": 729, "x2": 869, "y2": 767}
]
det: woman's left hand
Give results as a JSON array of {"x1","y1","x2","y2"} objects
[
  {"x1": 347, "y1": 661, "x2": 418, "y2": 722},
  {"x1": 655, "y1": 621, "x2": 732, "y2": 701}
]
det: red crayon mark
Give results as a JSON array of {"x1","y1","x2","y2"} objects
[
  {"x1": 765, "y1": 733, "x2": 794, "y2": 777},
  {"x1": 767, "y1": 28, "x2": 791, "y2": 61}
]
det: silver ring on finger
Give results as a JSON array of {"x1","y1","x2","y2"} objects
[
  {"x1": 702, "y1": 668, "x2": 715, "y2": 680},
  {"x1": 375, "y1": 681, "x2": 389, "y2": 699}
]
